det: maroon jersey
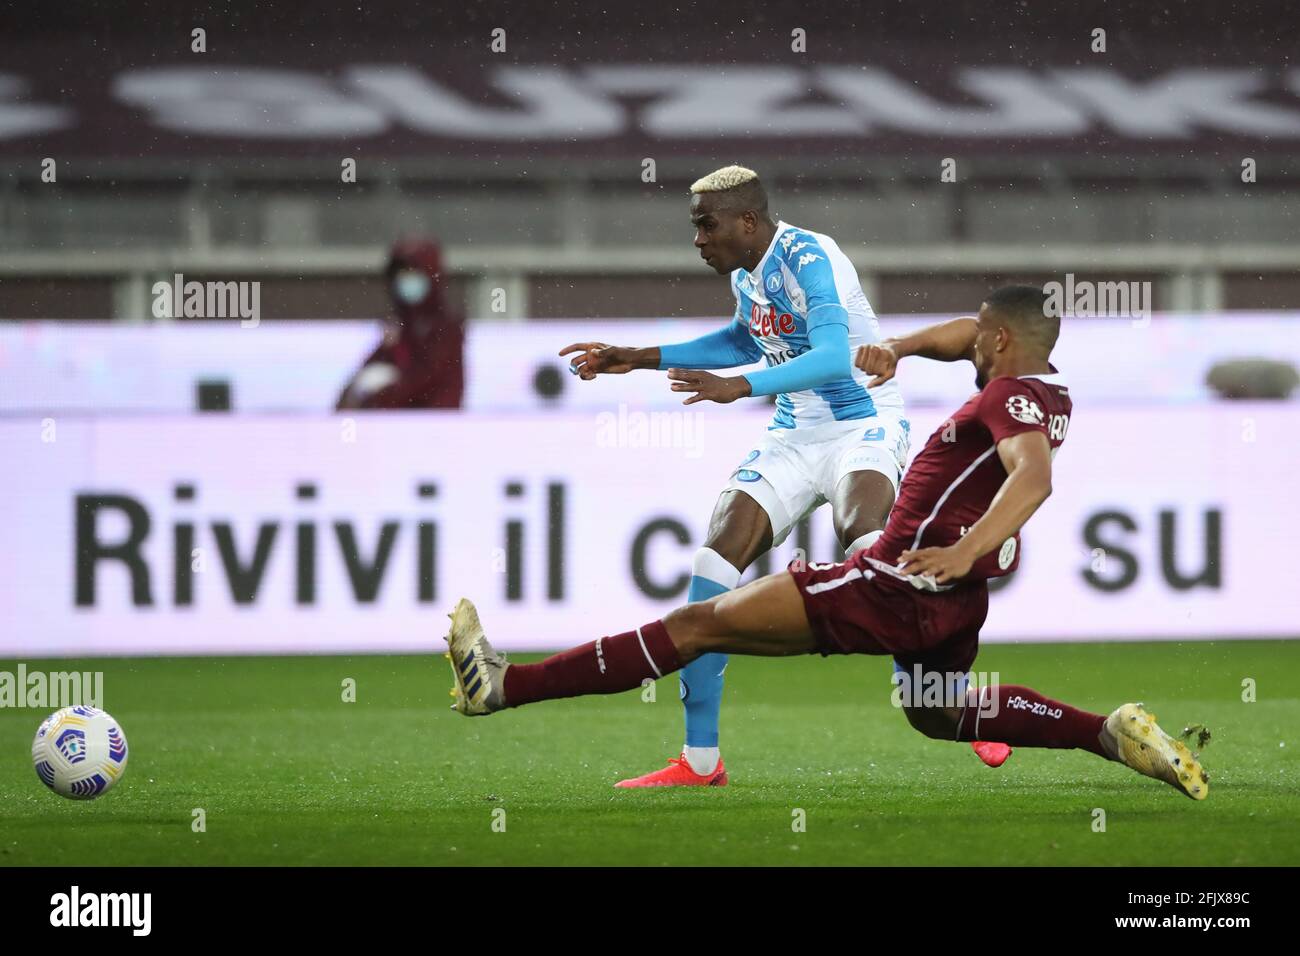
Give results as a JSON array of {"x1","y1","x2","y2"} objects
[{"x1": 873, "y1": 371, "x2": 1072, "y2": 583}]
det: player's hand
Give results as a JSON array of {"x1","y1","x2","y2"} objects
[
  {"x1": 559, "y1": 342, "x2": 637, "y2": 379},
  {"x1": 667, "y1": 369, "x2": 752, "y2": 405},
  {"x1": 855, "y1": 341, "x2": 900, "y2": 387},
  {"x1": 897, "y1": 543, "x2": 975, "y2": 585}
]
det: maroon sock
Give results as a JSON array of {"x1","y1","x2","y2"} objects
[
  {"x1": 503, "y1": 620, "x2": 682, "y2": 708},
  {"x1": 956, "y1": 684, "x2": 1109, "y2": 758}
]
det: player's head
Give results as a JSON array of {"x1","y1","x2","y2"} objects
[
  {"x1": 386, "y1": 236, "x2": 444, "y2": 311},
  {"x1": 689, "y1": 165, "x2": 775, "y2": 274},
  {"x1": 973, "y1": 285, "x2": 1061, "y2": 388}
]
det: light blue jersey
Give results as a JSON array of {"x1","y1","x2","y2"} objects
[{"x1": 729, "y1": 220, "x2": 902, "y2": 429}]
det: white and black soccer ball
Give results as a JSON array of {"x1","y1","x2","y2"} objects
[{"x1": 31, "y1": 706, "x2": 129, "y2": 800}]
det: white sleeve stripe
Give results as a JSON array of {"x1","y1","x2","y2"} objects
[
  {"x1": 910, "y1": 446, "x2": 998, "y2": 551},
  {"x1": 634, "y1": 627, "x2": 663, "y2": 678}
]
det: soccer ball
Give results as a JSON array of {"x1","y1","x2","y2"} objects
[{"x1": 31, "y1": 706, "x2": 129, "y2": 800}]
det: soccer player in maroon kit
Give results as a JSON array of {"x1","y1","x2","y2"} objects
[{"x1": 445, "y1": 285, "x2": 1209, "y2": 800}]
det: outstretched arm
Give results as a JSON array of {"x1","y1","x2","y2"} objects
[
  {"x1": 742, "y1": 319, "x2": 850, "y2": 396},
  {"x1": 657, "y1": 320, "x2": 763, "y2": 370},
  {"x1": 898, "y1": 430, "x2": 1053, "y2": 583},
  {"x1": 668, "y1": 314, "x2": 851, "y2": 405},
  {"x1": 559, "y1": 341, "x2": 657, "y2": 379},
  {"x1": 855, "y1": 316, "x2": 978, "y2": 386},
  {"x1": 560, "y1": 318, "x2": 761, "y2": 380}
]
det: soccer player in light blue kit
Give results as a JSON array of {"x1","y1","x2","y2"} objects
[{"x1": 561, "y1": 166, "x2": 910, "y2": 786}]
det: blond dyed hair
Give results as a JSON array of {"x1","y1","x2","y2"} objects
[{"x1": 690, "y1": 165, "x2": 760, "y2": 194}]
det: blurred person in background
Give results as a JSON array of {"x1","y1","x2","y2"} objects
[{"x1": 337, "y1": 237, "x2": 465, "y2": 410}]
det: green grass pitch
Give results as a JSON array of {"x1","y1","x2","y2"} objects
[{"x1": 2, "y1": 640, "x2": 1298, "y2": 866}]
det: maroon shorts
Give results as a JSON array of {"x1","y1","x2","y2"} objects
[{"x1": 788, "y1": 550, "x2": 989, "y2": 674}]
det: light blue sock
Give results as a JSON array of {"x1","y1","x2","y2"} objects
[{"x1": 680, "y1": 548, "x2": 742, "y2": 749}]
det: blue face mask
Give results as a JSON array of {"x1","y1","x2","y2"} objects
[{"x1": 393, "y1": 271, "x2": 431, "y2": 305}]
